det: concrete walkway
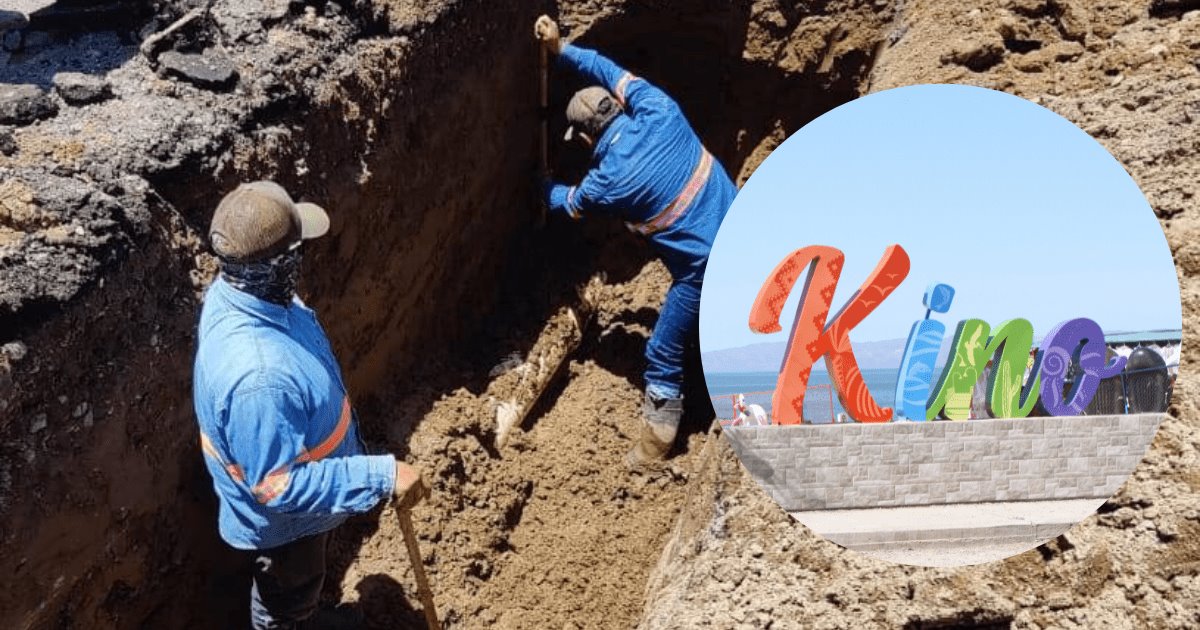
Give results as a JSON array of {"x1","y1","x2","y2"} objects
[{"x1": 791, "y1": 498, "x2": 1106, "y2": 567}]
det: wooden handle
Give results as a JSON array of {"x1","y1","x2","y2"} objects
[
  {"x1": 397, "y1": 507, "x2": 441, "y2": 630},
  {"x1": 537, "y1": 44, "x2": 550, "y2": 227},
  {"x1": 539, "y1": 44, "x2": 549, "y2": 173}
]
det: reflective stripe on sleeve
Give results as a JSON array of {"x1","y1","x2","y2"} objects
[
  {"x1": 613, "y1": 72, "x2": 638, "y2": 107},
  {"x1": 201, "y1": 395, "x2": 355, "y2": 505},
  {"x1": 295, "y1": 397, "x2": 352, "y2": 464},
  {"x1": 566, "y1": 187, "x2": 582, "y2": 220},
  {"x1": 253, "y1": 468, "x2": 291, "y2": 504},
  {"x1": 200, "y1": 432, "x2": 245, "y2": 482}
]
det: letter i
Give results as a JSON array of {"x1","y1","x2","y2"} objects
[{"x1": 893, "y1": 283, "x2": 955, "y2": 421}]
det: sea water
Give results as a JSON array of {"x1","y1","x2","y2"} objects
[{"x1": 704, "y1": 368, "x2": 901, "y2": 423}]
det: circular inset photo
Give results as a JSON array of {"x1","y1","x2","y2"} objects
[{"x1": 699, "y1": 84, "x2": 1182, "y2": 567}]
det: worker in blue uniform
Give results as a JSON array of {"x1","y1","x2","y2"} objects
[
  {"x1": 535, "y1": 16, "x2": 738, "y2": 468},
  {"x1": 194, "y1": 181, "x2": 429, "y2": 629}
]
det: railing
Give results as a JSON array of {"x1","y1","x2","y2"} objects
[{"x1": 711, "y1": 385, "x2": 835, "y2": 427}]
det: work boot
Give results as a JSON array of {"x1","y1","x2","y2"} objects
[{"x1": 626, "y1": 391, "x2": 683, "y2": 469}]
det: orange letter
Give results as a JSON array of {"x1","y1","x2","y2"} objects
[{"x1": 749, "y1": 245, "x2": 910, "y2": 424}]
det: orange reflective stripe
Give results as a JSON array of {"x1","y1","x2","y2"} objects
[
  {"x1": 199, "y1": 432, "x2": 221, "y2": 461},
  {"x1": 628, "y1": 150, "x2": 714, "y2": 236},
  {"x1": 201, "y1": 395, "x2": 353, "y2": 503},
  {"x1": 613, "y1": 72, "x2": 637, "y2": 106},
  {"x1": 296, "y1": 396, "x2": 352, "y2": 464},
  {"x1": 200, "y1": 432, "x2": 245, "y2": 482},
  {"x1": 227, "y1": 463, "x2": 245, "y2": 483},
  {"x1": 254, "y1": 396, "x2": 352, "y2": 505},
  {"x1": 253, "y1": 468, "x2": 291, "y2": 504}
]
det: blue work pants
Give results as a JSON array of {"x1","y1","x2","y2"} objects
[{"x1": 644, "y1": 277, "x2": 703, "y2": 400}]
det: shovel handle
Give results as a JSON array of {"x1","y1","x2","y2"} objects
[
  {"x1": 397, "y1": 506, "x2": 441, "y2": 630},
  {"x1": 539, "y1": 44, "x2": 549, "y2": 171}
]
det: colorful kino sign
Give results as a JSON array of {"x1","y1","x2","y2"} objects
[{"x1": 749, "y1": 244, "x2": 1127, "y2": 425}]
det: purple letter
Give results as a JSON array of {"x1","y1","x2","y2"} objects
[{"x1": 1037, "y1": 318, "x2": 1126, "y2": 416}]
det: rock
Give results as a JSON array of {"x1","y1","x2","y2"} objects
[
  {"x1": 30, "y1": 412, "x2": 47, "y2": 434},
  {"x1": 942, "y1": 40, "x2": 1005, "y2": 72},
  {"x1": 0, "y1": 83, "x2": 57, "y2": 125},
  {"x1": 0, "y1": 128, "x2": 14, "y2": 155},
  {"x1": 157, "y1": 49, "x2": 238, "y2": 90},
  {"x1": 0, "y1": 84, "x2": 56, "y2": 126},
  {"x1": 1057, "y1": 0, "x2": 1090, "y2": 41},
  {"x1": 53, "y1": 72, "x2": 112, "y2": 105},
  {"x1": 1, "y1": 341, "x2": 26, "y2": 361}
]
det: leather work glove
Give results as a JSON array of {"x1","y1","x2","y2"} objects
[
  {"x1": 534, "y1": 15, "x2": 562, "y2": 55},
  {"x1": 393, "y1": 460, "x2": 429, "y2": 512}
]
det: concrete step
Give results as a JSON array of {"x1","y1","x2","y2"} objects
[{"x1": 790, "y1": 498, "x2": 1105, "y2": 566}]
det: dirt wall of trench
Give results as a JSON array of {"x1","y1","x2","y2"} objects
[{"x1": 0, "y1": 1, "x2": 549, "y2": 627}]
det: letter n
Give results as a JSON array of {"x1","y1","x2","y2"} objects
[{"x1": 928, "y1": 318, "x2": 1041, "y2": 420}]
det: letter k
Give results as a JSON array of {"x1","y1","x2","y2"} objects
[{"x1": 749, "y1": 244, "x2": 910, "y2": 424}]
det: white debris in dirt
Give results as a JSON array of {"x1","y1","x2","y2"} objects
[
  {"x1": 1, "y1": 341, "x2": 27, "y2": 362},
  {"x1": 494, "y1": 399, "x2": 519, "y2": 449},
  {"x1": 30, "y1": 412, "x2": 46, "y2": 433}
]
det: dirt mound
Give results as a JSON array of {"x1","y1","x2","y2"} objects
[{"x1": 639, "y1": 1, "x2": 1200, "y2": 628}]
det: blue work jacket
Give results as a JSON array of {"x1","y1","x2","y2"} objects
[
  {"x1": 192, "y1": 277, "x2": 396, "y2": 550},
  {"x1": 545, "y1": 44, "x2": 738, "y2": 283}
]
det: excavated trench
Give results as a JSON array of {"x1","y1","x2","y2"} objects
[{"x1": 0, "y1": 1, "x2": 890, "y2": 628}]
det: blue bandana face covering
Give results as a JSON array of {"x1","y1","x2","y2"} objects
[{"x1": 220, "y1": 243, "x2": 303, "y2": 306}]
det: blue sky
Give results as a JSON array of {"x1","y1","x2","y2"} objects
[{"x1": 699, "y1": 84, "x2": 1182, "y2": 352}]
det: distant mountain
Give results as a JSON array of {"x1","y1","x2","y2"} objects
[
  {"x1": 703, "y1": 337, "x2": 919, "y2": 373},
  {"x1": 703, "y1": 327, "x2": 1156, "y2": 375}
]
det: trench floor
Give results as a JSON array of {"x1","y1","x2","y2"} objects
[{"x1": 323, "y1": 260, "x2": 713, "y2": 629}]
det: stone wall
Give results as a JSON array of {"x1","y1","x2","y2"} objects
[{"x1": 723, "y1": 414, "x2": 1163, "y2": 511}]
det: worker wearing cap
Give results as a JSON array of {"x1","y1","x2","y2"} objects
[
  {"x1": 193, "y1": 181, "x2": 428, "y2": 629},
  {"x1": 534, "y1": 16, "x2": 738, "y2": 468}
]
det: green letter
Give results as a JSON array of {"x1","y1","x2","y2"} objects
[{"x1": 928, "y1": 318, "x2": 1040, "y2": 420}]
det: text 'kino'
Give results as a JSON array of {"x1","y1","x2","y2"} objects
[{"x1": 749, "y1": 244, "x2": 1127, "y2": 425}]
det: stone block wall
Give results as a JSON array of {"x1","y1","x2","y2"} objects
[{"x1": 723, "y1": 414, "x2": 1163, "y2": 511}]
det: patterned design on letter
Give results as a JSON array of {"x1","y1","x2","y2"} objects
[
  {"x1": 928, "y1": 320, "x2": 989, "y2": 420},
  {"x1": 984, "y1": 319, "x2": 1041, "y2": 418},
  {"x1": 1038, "y1": 318, "x2": 1126, "y2": 416},
  {"x1": 748, "y1": 245, "x2": 910, "y2": 424},
  {"x1": 894, "y1": 319, "x2": 945, "y2": 421}
]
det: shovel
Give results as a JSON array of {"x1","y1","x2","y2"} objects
[{"x1": 396, "y1": 505, "x2": 441, "y2": 630}]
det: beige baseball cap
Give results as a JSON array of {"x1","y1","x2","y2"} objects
[
  {"x1": 209, "y1": 181, "x2": 329, "y2": 262},
  {"x1": 564, "y1": 85, "x2": 621, "y2": 141}
]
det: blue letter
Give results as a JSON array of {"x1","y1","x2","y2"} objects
[{"x1": 894, "y1": 283, "x2": 954, "y2": 421}]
